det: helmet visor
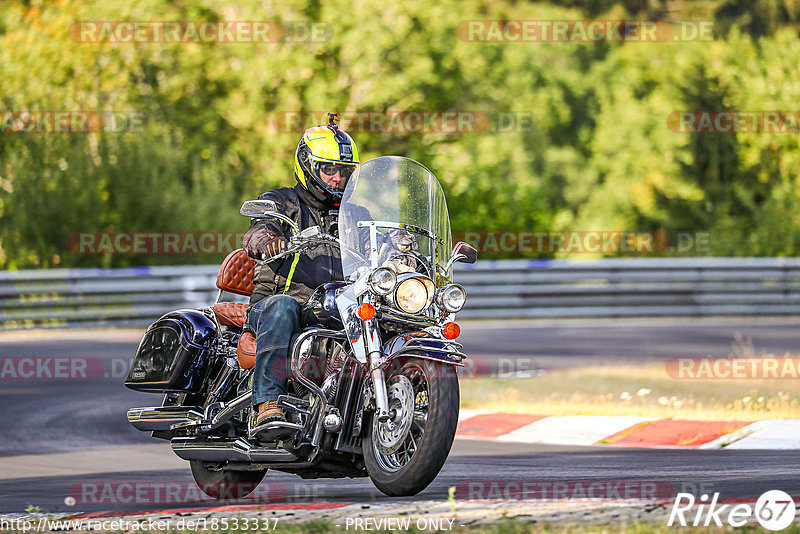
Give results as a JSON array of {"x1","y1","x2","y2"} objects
[{"x1": 311, "y1": 160, "x2": 357, "y2": 192}]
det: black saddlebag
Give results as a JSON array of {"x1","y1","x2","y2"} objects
[{"x1": 125, "y1": 309, "x2": 217, "y2": 392}]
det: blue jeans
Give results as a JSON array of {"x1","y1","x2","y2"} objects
[{"x1": 248, "y1": 295, "x2": 301, "y2": 406}]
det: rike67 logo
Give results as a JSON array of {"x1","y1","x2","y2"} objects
[{"x1": 669, "y1": 490, "x2": 797, "y2": 531}]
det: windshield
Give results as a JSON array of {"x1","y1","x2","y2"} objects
[{"x1": 339, "y1": 156, "x2": 452, "y2": 285}]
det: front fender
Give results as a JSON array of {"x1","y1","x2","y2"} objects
[{"x1": 382, "y1": 332, "x2": 466, "y2": 368}]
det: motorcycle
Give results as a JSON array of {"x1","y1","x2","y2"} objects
[{"x1": 125, "y1": 156, "x2": 478, "y2": 498}]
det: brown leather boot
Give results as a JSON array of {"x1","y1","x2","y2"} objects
[{"x1": 255, "y1": 401, "x2": 285, "y2": 425}]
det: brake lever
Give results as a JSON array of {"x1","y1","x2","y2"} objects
[
  {"x1": 260, "y1": 247, "x2": 296, "y2": 263},
  {"x1": 259, "y1": 238, "x2": 309, "y2": 263}
]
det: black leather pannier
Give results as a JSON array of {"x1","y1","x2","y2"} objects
[{"x1": 125, "y1": 309, "x2": 217, "y2": 392}]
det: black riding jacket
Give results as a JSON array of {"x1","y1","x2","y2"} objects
[{"x1": 246, "y1": 185, "x2": 342, "y2": 306}]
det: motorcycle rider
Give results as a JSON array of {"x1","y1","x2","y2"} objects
[{"x1": 243, "y1": 113, "x2": 358, "y2": 427}]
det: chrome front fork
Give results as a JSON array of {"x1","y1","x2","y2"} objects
[
  {"x1": 336, "y1": 280, "x2": 392, "y2": 423},
  {"x1": 363, "y1": 314, "x2": 391, "y2": 422},
  {"x1": 371, "y1": 367, "x2": 391, "y2": 422}
]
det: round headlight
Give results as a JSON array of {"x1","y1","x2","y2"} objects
[
  {"x1": 395, "y1": 278, "x2": 430, "y2": 314},
  {"x1": 369, "y1": 267, "x2": 396, "y2": 295},
  {"x1": 437, "y1": 284, "x2": 466, "y2": 313}
]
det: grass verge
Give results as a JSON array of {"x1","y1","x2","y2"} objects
[{"x1": 460, "y1": 363, "x2": 800, "y2": 420}]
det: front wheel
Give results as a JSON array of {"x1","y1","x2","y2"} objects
[
  {"x1": 362, "y1": 358, "x2": 459, "y2": 496},
  {"x1": 190, "y1": 461, "x2": 267, "y2": 500}
]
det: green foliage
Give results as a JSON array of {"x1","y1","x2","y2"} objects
[
  {"x1": 2, "y1": 0, "x2": 800, "y2": 268},
  {"x1": 546, "y1": 0, "x2": 800, "y2": 38}
]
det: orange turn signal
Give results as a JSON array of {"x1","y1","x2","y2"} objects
[
  {"x1": 357, "y1": 303, "x2": 376, "y2": 320},
  {"x1": 442, "y1": 322, "x2": 460, "y2": 339}
]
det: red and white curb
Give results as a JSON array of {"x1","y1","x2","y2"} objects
[{"x1": 456, "y1": 410, "x2": 800, "y2": 449}]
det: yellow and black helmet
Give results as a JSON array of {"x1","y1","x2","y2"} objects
[{"x1": 294, "y1": 113, "x2": 360, "y2": 207}]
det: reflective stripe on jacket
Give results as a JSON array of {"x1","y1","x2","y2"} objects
[{"x1": 246, "y1": 185, "x2": 342, "y2": 306}]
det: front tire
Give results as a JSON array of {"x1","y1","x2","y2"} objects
[
  {"x1": 190, "y1": 461, "x2": 267, "y2": 500},
  {"x1": 362, "y1": 358, "x2": 459, "y2": 496}
]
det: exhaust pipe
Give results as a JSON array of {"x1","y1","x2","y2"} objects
[
  {"x1": 171, "y1": 437, "x2": 298, "y2": 462},
  {"x1": 128, "y1": 393, "x2": 253, "y2": 433},
  {"x1": 127, "y1": 406, "x2": 203, "y2": 431}
]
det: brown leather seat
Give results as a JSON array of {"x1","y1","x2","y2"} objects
[
  {"x1": 211, "y1": 249, "x2": 258, "y2": 368},
  {"x1": 216, "y1": 249, "x2": 255, "y2": 296},
  {"x1": 237, "y1": 331, "x2": 256, "y2": 369},
  {"x1": 211, "y1": 302, "x2": 248, "y2": 328},
  {"x1": 211, "y1": 249, "x2": 255, "y2": 328}
]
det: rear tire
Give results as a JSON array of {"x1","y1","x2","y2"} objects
[
  {"x1": 362, "y1": 358, "x2": 459, "y2": 496},
  {"x1": 190, "y1": 461, "x2": 267, "y2": 500}
]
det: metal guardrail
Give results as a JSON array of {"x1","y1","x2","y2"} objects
[
  {"x1": 455, "y1": 257, "x2": 800, "y2": 318},
  {"x1": 0, "y1": 265, "x2": 224, "y2": 330},
  {"x1": 2, "y1": 258, "x2": 800, "y2": 329}
]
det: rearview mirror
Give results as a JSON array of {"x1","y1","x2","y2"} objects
[
  {"x1": 240, "y1": 199, "x2": 301, "y2": 236},
  {"x1": 452, "y1": 242, "x2": 478, "y2": 264},
  {"x1": 240, "y1": 199, "x2": 278, "y2": 217}
]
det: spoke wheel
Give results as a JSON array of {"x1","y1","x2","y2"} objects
[
  {"x1": 373, "y1": 374, "x2": 416, "y2": 458},
  {"x1": 362, "y1": 357, "x2": 459, "y2": 496}
]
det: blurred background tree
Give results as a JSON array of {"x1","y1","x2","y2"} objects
[{"x1": 1, "y1": 0, "x2": 800, "y2": 268}]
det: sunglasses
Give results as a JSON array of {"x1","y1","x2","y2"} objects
[{"x1": 318, "y1": 163, "x2": 355, "y2": 179}]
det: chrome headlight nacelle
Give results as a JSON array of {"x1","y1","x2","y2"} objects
[
  {"x1": 390, "y1": 273, "x2": 435, "y2": 315},
  {"x1": 366, "y1": 269, "x2": 465, "y2": 317},
  {"x1": 436, "y1": 284, "x2": 466, "y2": 313},
  {"x1": 368, "y1": 267, "x2": 397, "y2": 295}
]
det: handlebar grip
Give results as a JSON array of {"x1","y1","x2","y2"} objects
[
  {"x1": 260, "y1": 248, "x2": 295, "y2": 263},
  {"x1": 258, "y1": 236, "x2": 337, "y2": 263}
]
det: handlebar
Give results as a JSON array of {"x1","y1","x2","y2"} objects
[
  {"x1": 259, "y1": 234, "x2": 335, "y2": 262},
  {"x1": 259, "y1": 233, "x2": 366, "y2": 264},
  {"x1": 243, "y1": 206, "x2": 367, "y2": 264}
]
